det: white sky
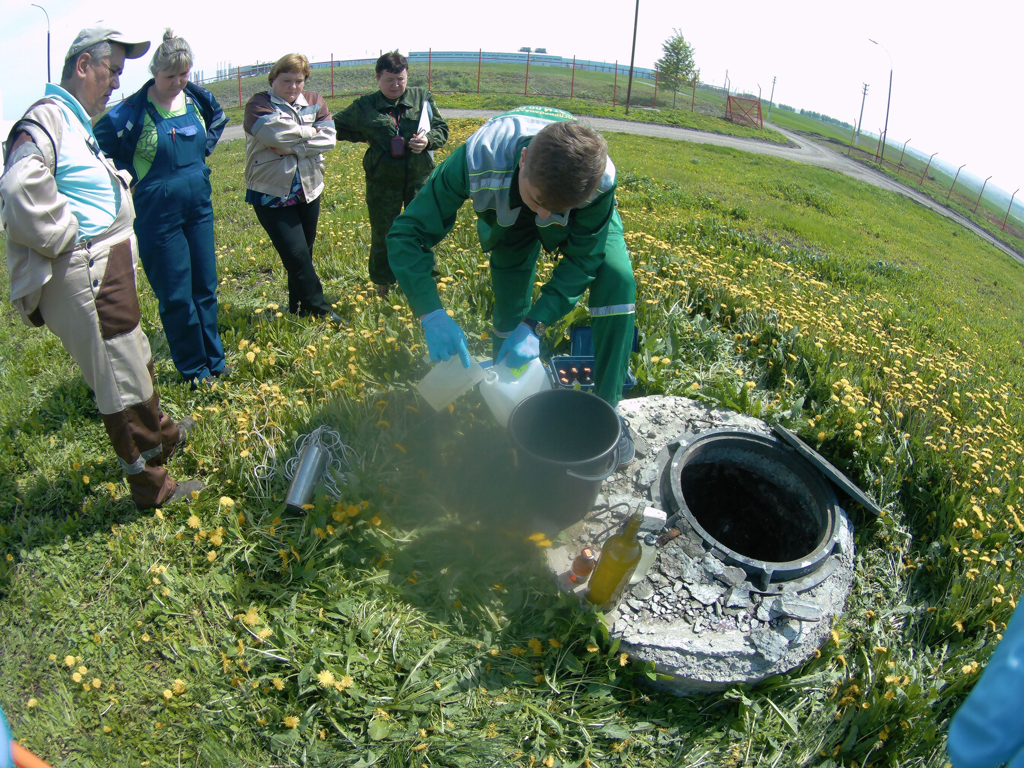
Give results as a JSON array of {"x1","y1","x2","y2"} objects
[{"x1": 2, "y1": 0, "x2": 1022, "y2": 200}]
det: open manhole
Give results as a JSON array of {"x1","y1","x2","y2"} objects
[{"x1": 663, "y1": 429, "x2": 841, "y2": 589}]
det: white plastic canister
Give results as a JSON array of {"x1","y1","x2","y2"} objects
[{"x1": 479, "y1": 358, "x2": 552, "y2": 427}]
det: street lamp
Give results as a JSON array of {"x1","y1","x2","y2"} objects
[
  {"x1": 31, "y1": 3, "x2": 50, "y2": 83},
  {"x1": 869, "y1": 39, "x2": 892, "y2": 165},
  {"x1": 624, "y1": 0, "x2": 640, "y2": 115}
]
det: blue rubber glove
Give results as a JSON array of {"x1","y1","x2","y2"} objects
[
  {"x1": 495, "y1": 323, "x2": 540, "y2": 370},
  {"x1": 421, "y1": 309, "x2": 471, "y2": 368},
  {"x1": 948, "y1": 602, "x2": 1024, "y2": 768},
  {"x1": 0, "y1": 704, "x2": 11, "y2": 768}
]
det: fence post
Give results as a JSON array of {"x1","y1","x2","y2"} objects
[
  {"x1": 613, "y1": 61, "x2": 618, "y2": 107},
  {"x1": 875, "y1": 130, "x2": 883, "y2": 162},
  {"x1": 920, "y1": 152, "x2": 937, "y2": 184},
  {"x1": 331, "y1": 54, "x2": 334, "y2": 98},
  {"x1": 1002, "y1": 189, "x2": 1018, "y2": 230},
  {"x1": 477, "y1": 49, "x2": 482, "y2": 94},
  {"x1": 691, "y1": 76, "x2": 696, "y2": 112},
  {"x1": 897, "y1": 138, "x2": 911, "y2": 174},
  {"x1": 237, "y1": 66, "x2": 241, "y2": 109},
  {"x1": 653, "y1": 70, "x2": 658, "y2": 107},
  {"x1": 947, "y1": 164, "x2": 966, "y2": 200},
  {"x1": 570, "y1": 55, "x2": 576, "y2": 99},
  {"x1": 524, "y1": 51, "x2": 530, "y2": 96},
  {"x1": 428, "y1": 48, "x2": 432, "y2": 92},
  {"x1": 974, "y1": 176, "x2": 992, "y2": 214}
]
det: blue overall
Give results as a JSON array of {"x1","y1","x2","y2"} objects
[{"x1": 132, "y1": 98, "x2": 225, "y2": 383}]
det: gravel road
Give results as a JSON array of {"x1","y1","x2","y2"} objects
[{"x1": 220, "y1": 111, "x2": 1021, "y2": 265}]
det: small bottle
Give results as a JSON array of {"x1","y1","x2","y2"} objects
[
  {"x1": 586, "y1": 513, "x2": 644, "y2": 610},
  {"x1": 568, "y1": 547, "x2": 597, "y2": 583}
]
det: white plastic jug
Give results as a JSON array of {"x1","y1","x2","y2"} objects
[
  {"x1": 416, "y1": 356, "x2": 486, "y2": 412},
  {"x1": 479, "y1": 358, "x2": 552, "y2": 427}
]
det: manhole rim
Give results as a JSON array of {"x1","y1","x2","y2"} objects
[{"x1": 667, "y1": 429, "x2": 840, "y2": 584}]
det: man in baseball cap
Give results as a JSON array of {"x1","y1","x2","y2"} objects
[{"x1": 0, "y1": 22, "x2": 202, "y2": 510}]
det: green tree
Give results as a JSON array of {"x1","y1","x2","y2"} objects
[{"x1": 656, "y1": 30, "x2": 699, "y2": 109}]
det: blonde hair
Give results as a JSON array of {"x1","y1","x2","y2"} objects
[
  {"x1": 149, "y1": 28, "x2": 193, "y2": 76},
  {"x1": 269, "y1": 53, "x2": 311, "y2": 85},
  {"x1": 523, "y1": 121, "x2": 609, "y2": 212}
]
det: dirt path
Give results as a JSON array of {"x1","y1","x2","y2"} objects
[{"x1": 220, "y1": 112, "x2": 1022, "y2": 265}]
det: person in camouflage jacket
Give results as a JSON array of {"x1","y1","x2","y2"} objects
[{"x1": 334, "y1": 51, "x2": 448, "y2": 298}]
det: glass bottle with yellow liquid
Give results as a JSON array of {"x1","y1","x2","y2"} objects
[{"x1": 586, "y1": 512, "x2": 644, "y2": 610}]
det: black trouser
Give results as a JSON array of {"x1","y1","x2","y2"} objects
[{"x1": 253, "y1": 197, "x2": 331, "y2": 316}]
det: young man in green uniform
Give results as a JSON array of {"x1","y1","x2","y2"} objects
[
  {"x1": 334, "y1": 51, "x2": 448, "y2": 298},
  {"x1": 386, "y1": 106, "x2": 636, "y2": 467}
]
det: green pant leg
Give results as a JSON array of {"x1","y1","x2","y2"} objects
[
  {"x1": 366, "y1": 179, "x2": 405, "y2": 286},
  {"x1": 488, "y1": 233, "x2": 542, "y2": 359},
  {"x1": 587, "y1": 211, "x2": 636, "y2": 407}
]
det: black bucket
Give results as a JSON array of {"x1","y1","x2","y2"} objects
[{"x1": 507, "y1": 389, "x2": 620, "y2": 527}]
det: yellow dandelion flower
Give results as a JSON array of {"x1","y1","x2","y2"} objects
[
  {"x1": 82, "y1": 475, "x2": 89, "y2": 484},
  {"x1": 207, "y1": 551, "x2": 217, "y2": 563},
  {"x1": 316, "y1": 669, "x2": 336, "y2": 688},
  {"x1": 586, "y1": 643, "x2": 599, "y2": 653},
  {"x1": 370, "y1": 515, "x2": 381, "y2": 526},
  {"x1": 527, "y1": 532, "x2": 547, "y2": 542},
  {"x1": 27, "y1": 698, "x2": 38, "y2": 708},
  {"x1": 187, "y1": 515, "x2": 201, "y2": 529},
  {"x1": 534, "y1": 674, "x2": 546, "y2": 683},
  {"x1": 162, "y1": 689, "x2": 173, "y2": 700},
  {"x1": 246, "y1": 351, "x2": 256, "y2": 362},
  {"x1": 336, "y1": 675, "x2": 354, "y2": 689},
  {"x1": 548, "y1": 638, "x2": 562, "y2": 649},
  {"x1": 172, "y1": 679, "x2": 186, "y2": 695},
  {"x1": 283, "y1": 716, "x2": 299, "y2": 729},
  {"x1": 77, "y1": 665, "x2": 88, "y2": 675},
  {"x1": 257, "y1": 628, "x2": 273, "y2": 639},
  {"x1": 71, "y1": 672, "x2": 83, "y2": 683},
  {"x1": 242, "y1": 609, "x2": 259, "y2": 626},
  {"x1": 91, "y1": 678, "x2": 101, "y2": 689},
  {"x1": 528, "y1": 638, "x2": 543, "y2": 655},
  {"x1": 619, "y1": 652, "x2": 629, "y2": 666},
  {"x1": 272, "y1": 678, "x2": 285, "y2": 691},
  {"x1": 219, "y1": 496, "x2": 235, "y2": 508},
  {"x1": 102, "y1": 725, "x2": 111, "y2": 733},
  {"x1": 509, "y1": 646, "x2": 526, "y2": 656}
]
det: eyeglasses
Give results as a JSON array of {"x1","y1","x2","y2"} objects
[{"x1": 91, "y1": 59, "x2": 123, "y2": 81}]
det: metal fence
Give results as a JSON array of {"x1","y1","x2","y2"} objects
[{"x1": 197, "y1": 49, "x2": 736, "y2": 119}]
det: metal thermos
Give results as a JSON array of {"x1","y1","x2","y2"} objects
[{"x1": 285, "y1": 440, "x2": 330, "y2": 513}]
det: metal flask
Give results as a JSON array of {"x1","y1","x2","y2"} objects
[{"x1": 285, "y1": 440, "x2": 331, "y2": 513}]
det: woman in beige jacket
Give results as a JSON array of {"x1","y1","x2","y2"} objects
[{"x1": 243, "y1": 53, "x2": 341, "y2": 322}]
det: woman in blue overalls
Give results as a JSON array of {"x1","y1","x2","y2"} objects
[{"x1": 95, "y1": 29, "x2": 229, "y2": 387}]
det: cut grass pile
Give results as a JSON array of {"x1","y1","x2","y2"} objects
[{"x1": 0, "y1": 118, "x2": 1022, "y2": 767}]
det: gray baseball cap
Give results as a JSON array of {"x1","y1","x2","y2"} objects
[{"x1": 65, "y1": 27, "x2": 151, "y2": 62}]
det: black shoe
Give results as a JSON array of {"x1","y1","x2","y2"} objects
[
  {"x1": 616, "y1": 415, "x2": 635, "y2": 471},
  {"x1": 165, "y1": 479, "x2": 205, "y2": 505},
  {"x1": 328, "y1": 311, "x2": 346, "y2": 326},
  {"x1": 375, "y1": 283, "x2": 391, "y2": 299},
  {"x1": 212, "y1": 364, "x2": 232, "y2": 379}
]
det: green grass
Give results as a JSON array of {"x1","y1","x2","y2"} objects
[
  {"x1": 766, "y1": 111, "x2": 1024, "y2": 256},
  {"x1": 1, "y1": 118, "x2": 1022, "y2": 767}
]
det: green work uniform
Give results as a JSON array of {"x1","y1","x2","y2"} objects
[
  {"x1": 334, "y1": 87, "x2": 448, "y2": 286},
  {"x1": 387, "y1": 106, "x2": 636, "y2": 406}
]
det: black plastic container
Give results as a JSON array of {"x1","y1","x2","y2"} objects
[
  {"x1": 549, "y1": 325, "x2": 639, "y2": 394},
  {"x1": 507, "y1": 389, "x2": 620, "y2": 527}
]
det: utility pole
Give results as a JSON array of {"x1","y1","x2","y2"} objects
[
  {"x1": 767, "y1": 76, "x2": 776, "y2": 119},
  {"x1": 855, "y1": 83, "x2": 869, "y2": 146},
  {"x1": 624, "y1": 0, "x2": 640, "y2": 115}
]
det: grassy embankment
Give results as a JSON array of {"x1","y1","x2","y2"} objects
[
  {"x1": 208, "y1": 61, "x2": 788, "y2": 146},
  {"x1": 1, "y1": 119, "x2": 1023, "y2": 766},
  {"x1": 768, "y1": 109, "x2": 1024, "y2": 255}
]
